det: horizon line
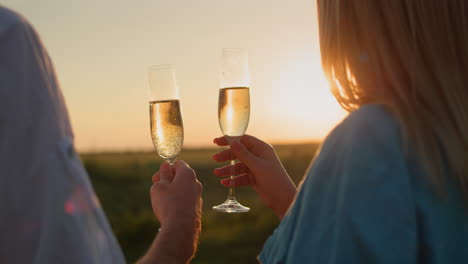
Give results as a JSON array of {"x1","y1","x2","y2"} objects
[{"x1": 79, "y1": 140, "x2": 323, "y2": 155}]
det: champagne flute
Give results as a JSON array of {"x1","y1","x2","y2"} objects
[
  {"x1": 213, "y1": 48, "x2": 251, "y2": 213},
  {"x1": 148, "y1": 64, "x2": 184, "y2": 166}
]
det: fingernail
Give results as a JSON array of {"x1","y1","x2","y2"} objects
[
  {"x1": 161, "y1": 162, "x2": 170, "y2": 170},
  {"x1": 221, "y1": 179, "x2": 229, "y2": 185},
  {"x1": 221, "y1": 179, "x2": 235, "y2": 187},
  {"x1": 213, "y1": 168, "x2": 220, "y2": 175}
]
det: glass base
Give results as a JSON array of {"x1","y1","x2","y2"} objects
[{"x1": 212, "y1": 198, "x2": 250, "y2": 213}]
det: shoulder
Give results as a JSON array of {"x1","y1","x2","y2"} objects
[
  {"x1": 343, "y1": 104, "x2": 399, "y2": 130},
  {"x1": 320, "y1": 104, "x2": 403, "y2": 157},
  {"x1": 307, "y1": 103, "x2": 410, "y2": 204},
  {"x1": 0, "y1": 5, "x2": 31, "y2": 36},
  {"x1": 334, "y1": 104, "x2": 400, "y2": 141}
]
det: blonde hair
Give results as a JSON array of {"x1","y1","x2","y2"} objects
[{"x1": 317, "y1": 0, "x2": 468, "y2": 196}]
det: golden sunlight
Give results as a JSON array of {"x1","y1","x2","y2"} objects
[{"x1": 260, "y1": 56, "x2": 346, "y2": 144}]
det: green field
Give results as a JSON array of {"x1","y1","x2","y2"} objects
[{"x1": 81, "y1": 143, "x2": 319, "y2": 263}]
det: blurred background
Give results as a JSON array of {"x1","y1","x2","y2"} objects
[
  {"x1": 3, "y1": 0, "x2": 345, "y2": 262},
  {"x1": 80, "y1": 144, "x2": 318, "y2": 263}
]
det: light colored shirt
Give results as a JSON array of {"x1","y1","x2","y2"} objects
[
  {"x1": 0, "y1": 6, "x2": 126, "y2": 263},
  {"x1": 259, "y1": 104, "x2": 468, "y2": 263}
]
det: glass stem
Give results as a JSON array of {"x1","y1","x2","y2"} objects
[
  {"x1": 166, "y1": 157, "x2": 176, "y2": 166},
  {"x1": 227, "y1": 159, "x2": 236, "y2": 201}
]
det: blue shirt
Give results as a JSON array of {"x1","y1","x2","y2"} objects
[{"x1": 259, "y1": 104, "x2": 468, "y2": 264}]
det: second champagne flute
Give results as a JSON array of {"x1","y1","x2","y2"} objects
[
  {"x1": 213, "y1": 48, "x2": 251, "y2": 213},
  {"x1": 148, "y1": 64, "x2": 184, "y2": 166}
]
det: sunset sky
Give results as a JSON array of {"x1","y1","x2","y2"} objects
[{"x1": 3, "y1": 0, "x2": 345, "y2": 152}]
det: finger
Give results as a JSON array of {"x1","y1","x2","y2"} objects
[
  {"x1": 150, "y1": 181, "x2": 169, "y2": 198},
  {"x1": 172, "y1": 160, "x2": 197, "y2": 184},
  {"x1": 240, "y1": 135, "x2": 275, "y2": 157},
  {"x1": 174, "y1": 159, "x2": 191, "y2": 169},
  {"x1": 240, "y1": 134, "x2": 265, "y2": 149},
  {"x1": 152, "y1": 172, "x2": 161, "y2": 183},
  {"x1": 230, "y1": 139, "x2": 259, "y2": 168},
  {"x1": 159, "y1": 162, "x2": 174, "y2": 183},
  {"x1": 212, "y1": 149, "x2": 233, "y2": 162},
  {"x1": 213, "y1": 136, "x2": 229, "y2": 146},
  {"x1": 220, "y1": 174, "x2": 253, "y2": 187},
  {"x1": 213, "y1": 163, "x2": 249, "y2": 177}
]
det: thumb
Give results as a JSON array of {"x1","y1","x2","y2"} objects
[
  {"x1": 172, "y1": 160, "x2": 197, "y2": 185},
  {"x1": 230, "y1": 139, "x2": 258, "y2": 167}
]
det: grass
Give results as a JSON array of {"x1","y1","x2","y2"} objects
[{"x1": 81, "y1": 142, "x2": 319, "y2": 263}]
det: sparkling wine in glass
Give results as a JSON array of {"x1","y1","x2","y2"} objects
[
  {"x1": 213, "y1": 48, "x2": 251, "y2": 213},
  {"x1": 148, "y1": 64, "x2": 184, "y2": 165}
]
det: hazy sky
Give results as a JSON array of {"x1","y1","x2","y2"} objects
[{"x1": 3, "y1": 0, "x2": 345, "y2": 152}]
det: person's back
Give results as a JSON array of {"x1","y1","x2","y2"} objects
[
  {"x1": 312, "y1": 1, "x2": 468, "y2": 262},
  {"x1": 0, "y1": 6, "x2": 126, "y2": 263},
  {"x1": 259, "y1": 104, "x2": 468, "y2": 263}
]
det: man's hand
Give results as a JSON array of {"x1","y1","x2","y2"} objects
[
  {"x1": 151, "y1": 160, "x2": 202, "y2": 230},
  {"x1": 137, "y1": 160, "x2": 202, "y2": 264}
]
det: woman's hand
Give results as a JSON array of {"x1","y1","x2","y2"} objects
[
  {"x1": 138, "y1": 160, "x2": 202, "y2": 264},
  {"x1": 213, "y1": 135, "x2": 297, "y2": 219}
]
